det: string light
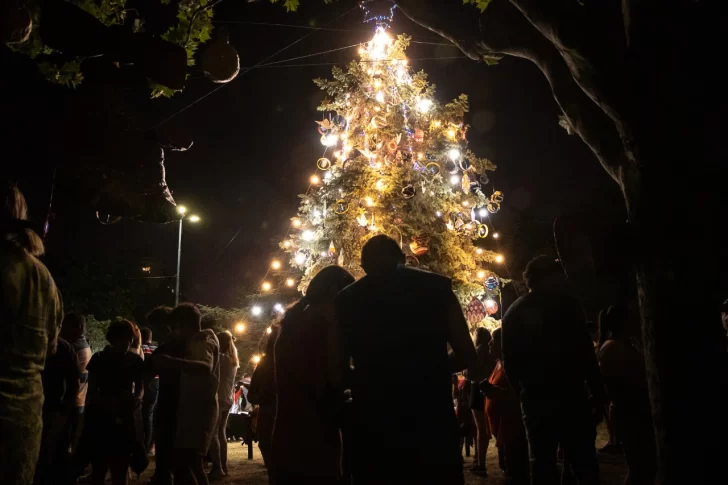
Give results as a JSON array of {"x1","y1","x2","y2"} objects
[
  {"x1": 462, "y1": 200, "x2": 469, "y2": 207},
  {"x1": 235, "y1": 322, "x2": 245, "y2": 333},
  {"x1": 447, "y1": 129, "x2": 456, "y2": 138},
  {"x1": 292, "y1": 218, "x2": 302, "y2": 228},
  {"x1": 477, "y1": 270, "x2": 486, "y2": 279},
  {"x1": 478, "y1": 208, "x2": 488, "y2": 218},
  {"x1": 252, "y1": 354, "x2": 261, "y2": 364},
  {"x1": 449, "y1": 175, "x2": 460, "y2": 185},
  {"x1": 310, "y1": 174, "x2": 321, "y2": 185},
  {"x1": 322, "y1": 134, "x2": 339, "y2": 146},
  {"x1": 273, "y1": 303, "x2": 284, "y2": 313},
  {"x1": 271, "y1": 260, "x2": 281, "y2": 270},
  {"x1": 495, "y1": 254, "x2": 505, "y2": 264},
  {"x1": 448, "y1": 148, "x2": 460, "y2": 161},
  {"x1": 485, "y1": 299, "x2": 497, "y2": 309},
  {"x1": 476, "y1": 248, "x2": 483, "y2": 255},
  {"x1": 261, "y1": 281, "x2": 272, "y2": 292},
  {"x1": 251, "y1": 306, "x2": 262, "y2": 316},
  {"x1": 266, "y1": 326, "x2": 273, "y2": 334},
  {"x1": 416, "y1": 98, "x2": 433, "y2": 113},
  {"x1": 365, "y1": 197, "x2": 374, "y2": 207},
  {"x1": 302, "y1": 230, "x2": 315, "y2": 241},
  {"x1": 375, "y1": 91, "x2": 385, "y2": 103},
  {"x1": 286, "y1": 278, "x2": 296, "y2": 287},
  {"x1": 294, "y1": 252, "x2": 306, "y2": 265},
  {"x1": 435, "y1": 211, "x2": 442, "y2": 217},
  {"x1": 493, "y1": 233, "x2": 500, "y2": 239}
]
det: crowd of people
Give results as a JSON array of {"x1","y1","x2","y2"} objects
[{"x1": 3, "y1": 182, "x2": 728, "y2": 485}]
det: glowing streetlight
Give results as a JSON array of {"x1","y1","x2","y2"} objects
[
  {"x1": 495, "y1": 254, "x2": 505, "y2": 264},
  {"x1": 234, "y1": 322, "x2": 246, "y2": 334},
  {"x1": 174, "y1": 206, "x2": 201, "y2": 305},
  {"x1": 188, "y1": 215, "x2": 200, "y2": 223},
  {"x1": 177, "y1": 205, "x2": 187, "y2": 215},
  {"x1": 251, "y1": 306, "x2": 262, "y2": 316},
  {"x1": 261, "y1": 281, "x2": 272, "y2": 292},
  {"x1": 271, "y1": 260, "x2": 281, "y2": 270}
]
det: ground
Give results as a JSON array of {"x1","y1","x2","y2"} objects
[{"x1": 119, "y1": 424, "x2": 626, "y2": 484}]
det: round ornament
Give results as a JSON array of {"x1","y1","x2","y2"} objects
[
  {"x1": 461, "y1": 171, "x2": 473, "y2": 194},
  {"x1": 317, "y1": 157, "x2": 332, "y2": 170},
  {"x1": 445, "y1": 160, "x2": 459, "y2": 174},
  {"x1": 487, "y1": 201, "x2": 501, "y2": 214},
  {"x1": 484, "y1": 299, "x2": 499, "y2": 315},
  {"x1": 479, "y1": 172, "x2": 490, "y2": 185},
  {"x1": 387, "y1": 140, "x2": 398, "y2": 153},
  {"x1": 476, "y1": 223, "x2": 489, "y2": 238},
  {"x1": 490, "y1": 190, "x2": 504, "y2": 203},
  {"x1": 401, "y1": 184, "x2": 416, "y2": 199},
  {"x1": 409, "y1": 235, "x2": 430, "y2": 256},
  {"x1": 465, "y1": 297, "x2": 486, "y2": 325},
  {"x1": 425, "y1": 163, "x2": 440, "y2": 175},
  {"x1": 334, "y1": 199, "x2": 349, "y2": 214},
  {"x1": 485, "y1": 275, "x2": 499, "y2": 290},
  {"x1": 414, "y1": 128, "x2": 424, "y2": 143},
  {"x1": 333, "y1": 114, "x2": 347, "y2": 129},
  {"x1": 202, "y1": 35, "x2": 240, "y2": 83},
  {"x1": 459, "y1": 158, "x2": 471, "y2": 171}
]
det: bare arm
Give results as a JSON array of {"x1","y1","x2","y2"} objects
[
  {"x1": 446, "y1": 292, "x2": 478, "y2": 378},
  {"x1": 154, "y1": 353, "x2": 213, "y2": 374}
]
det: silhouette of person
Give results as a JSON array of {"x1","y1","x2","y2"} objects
[
  {"x1": 502, "y1": 255, "x2": 605, "y2": 485},
  {"x1": 335, "y1": 235, "x2": 478, "y2": 485}
]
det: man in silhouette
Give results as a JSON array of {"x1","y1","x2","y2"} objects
[
  {"x1": 335, "y1": 235, "x2": 478, "y2": 485},
  {"x1": 502, "y1": 256, "x2": 605, "y2": 485}
]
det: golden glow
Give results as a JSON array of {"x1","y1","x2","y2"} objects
[
  {"x1": 495, "y1": 254, "x2": 505, "y2": 264},
  {"x1": 283, "y1": 240, "x2": 292, "y2": 248},
  {"x1": 261, "y1": 281, "x2": 272, "y2": 292},
  {"x1": 141, "y1": 266, "x2": 151, "y2": 273},
  {"x1": 251, "y1": 306, "x2": 263, "y2": 316},
  {"x1": 286, "y1": 278, "x2": 296, "y2": 287},
  {"x1": 447, "y1": 129, "x2": 456, "y2": 138},
  {"x1": 302, "y1": 230, "x2": 315, "y2": 242},
  {"x1": 177, "y1": 205, "x2": 187, "y2": 215},
  {"x1": 493, "y1": 233, "x2": 500, "y2": 239},
  {"x1": 188, "y1": 215, "x2": 200, "y2": 223},
  {"x1": 476, "y1": 248, "x2": 483, "y2": 255},
  {"x1": 294, "y1": 252, "x2": 306, "y2": 265},
  {"x1": 310, "y1": 174, "x2": 320, "y2": 185},
  {"x1": 292, "y1": 218, "x2": 302, "y2": 228},
  {"x1": 375, "y1": 179, "x2": 386, "y2": 191},
  {"x1": 417, "y1": 153, "x2": 424, "y2": 160},
  {"x1": 449, "y1": 175, "x2": 460, "y2": 185},
  {"x1": 271, "y1": 260, "x2": 281, "y2": 270},
  {"x1": 434, "y1": 120, "x2": 442, "y2": 127},
  {"x1": 235, "y1": 322, "x2": 245, "y2": 334},
  {"x1": 416, "y1": 98, "x2": 433, "y2": 113},
  {"x1": 477, "y1": 270, "x2": 486, "y2": 280},
  {"x1": 252, "y1": 355, "x2": 261, "y2": 364},
  {"x1": 365, "y1": 196, "x2": 374, "y2": 207},
  {"x1": 462, "y1": 201, "x2": 469, "y2": 207},
  {"x1": 266, "y1": 327, "x2": 273, "y2": 335},
  {"x1": 375, "y1": 91, "x2": 385, "y2": 103}
]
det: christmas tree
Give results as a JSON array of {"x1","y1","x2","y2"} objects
[{"x1": 275, "y1": 28, "x2": 507, "y2": 330}]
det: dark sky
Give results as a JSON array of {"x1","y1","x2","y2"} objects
[{"x1": 9, "y1": 0, "x2": 624, "y2": 309}]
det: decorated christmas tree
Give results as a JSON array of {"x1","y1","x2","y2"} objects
[{"x1": 274, "y1": 28, "x2": 507, "y2": 330}]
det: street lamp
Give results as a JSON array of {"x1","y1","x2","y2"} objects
[{"x1": 175, "y1": 206, "x2": 200, "y2": 306}]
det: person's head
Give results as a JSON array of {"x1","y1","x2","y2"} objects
[
  {"x1": 489, "y1": 327, "x2": 503, "y2": 360},
  {"x1": 361, "y1": 235, "x2": 405, "y2": 276},
  {"x1": 598, "y1": 304, "x2": 628, "y2": 346},
  {"x1": 474, "y1": 327, "x2": 492, "y2": 347},
  {"x1": 60, "y1": 313, "x2": 86, "y2": 340},
  {"x1": 140, "y1": 327, "x2": 153, "y2": 344},
  {"x1": 523, "y1": 255, "x2": 565, "y2": 291},
  {"x1": 146, "y1": 306, "x2": 172, "y2": 342},
  {"x1": 169, "y1": 303, "x2": 201, "y2": 340},
  {"x1": 106, "y1": 319, "x2": 136, "y2": 352},
  {"x1": 283, "y1": 265, "x2": 355, "y2": 326},
  {"x1": 1, "y1": 180, "x2": 44, "y2": 256},
  {"x1": 217, "y1": 330, "x2": 240, "y2": 367},
  {"x1": 721, "y1": 299, "x2": 728, "y2": 333}
]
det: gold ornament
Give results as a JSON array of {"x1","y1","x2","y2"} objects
[
  {"x1": 490, "y1": 190, "x2": 504, "y2": 203},
  {"x1": 317, "y1": 157, "x2": 332, "y2": 170},
  {"x1": 477, "y1": 224, "x2": 489, "y2": 238},
  {"x1": 409, "y1": 235, "x2": 430, "y2": 256},
  {"x1": 334, "y1": 199, "x2": 349, "y2": 214}
]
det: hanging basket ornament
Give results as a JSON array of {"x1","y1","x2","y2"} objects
[
  {"x1": 477, "y1": 223, "x2": 489, "y2": 238},
  {"x1": 409, "y1": 234, "x2": 430, "y2": 256},
  {"x1": 485, "y1": 275, "x2": 500, "y2": 290},
  {"x1": 487, "y1": 201, "x2": 501, "y2": 214},
  {"x1": 426, "y1": 163, "x2": 440, "y2": 175},
  {"x1": 202, "y1": 33, "x2": 240, "y2": 83},
  {"x1": 465, "y1": 297, "x2": 486, "y2": 325},
  {"x1": 490, "y1": 190, "x2": 504, "y2": 203},
  {"x1": 317, "y1": 157, "x2": 332, "y2": 170}
]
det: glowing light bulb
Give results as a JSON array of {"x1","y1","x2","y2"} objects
[
  {"x1": 448, "y1": 148, "x2": 460, "y2": 161},
  {"x1": 435, "y1": 211, "x2": 442, "y2": 217},
  {"x1": 324, "y1": 172, "x2": 333, "y2": 181},
  {"x1": 283, "y1": 240, "x2": 292, "y2": 248},
  {"x1": 273, "y1": 303, "x2": 284, "y2": 313},
  {"x1": 434, "y1": 120, "x2": 442, "y2": 127},
  {"x1": 416, "y1": 98, "x2": 433, "y2": 113},
  {"x1": 320, "y1": 251, "x2": 328, "y2": 257},
  {"x1": 251, "y1": 306, "x2": 262, "y2": 316},
  {"x1": 493, "y1": 233, "x2": 500, "y2": 239},
  {"x1": 417, "y1": 153, "x2": 424, "y2": 160},
  {"x1": 365, "y1": 197, "x2": 374, "y2": 207},
  {"x1": 358, "y1": 47, "x2": 365, "y2": 54},
  {"x1": 261, "y1": 281, "x2": 272, "y2": 292},
  {"x1": 313, "y1": 209, "x2": 321, "y2": 218},
  {"x1": 235, "y1": 322, "x2": 245, "y2": 333},
  {"x1": 450, "y1": 175, "x2": 460, "y2": 185},
  {"x1": 323, "y1": 134, "x2": 339, "y2": 147},
  {"x1": 476, "y1": 248, "x2": 483, "y2": 255},
  {"x1": 447, "y1": 129, "x2": 456, "y2": 138},
  {"x1": 271, "y1": 260, "x2": 281, "y2": 270},
  {"x1": 495, "y1": 254, "x2": 505, "y2": 264},
  {"x1": 252, "y1": 355, "x2": 261, "y2": 364},
  {"x1": 477, "y1": 270, "x2": 486, "y2": 280},
  {"x1": 292, "y1": 218, "x2": 302, "y2": 228},
  {"x1": 302, "y1": 230, "x2": 315, "y2": 242},
  {"x1": 310, "y1": 174, "x2": 320, "y2": 185},
  {"x1": 478, "y1": 208, "x2": 488, "y2": 218},
  {"x1": 294, "y1": 253, "x2": 306, "y2": 265},
  {"x1": 375, "y1": 91, "x2": 385, "y2": 103},
  {"x1": 374, "y1": 79, "x2": 382, "y2": 89},
  {"x1": 266, "y1": 326, "x2": 273, "y2": 334},
  {"x1": 462, "y1": 201, "x2": 469, "y2": 207},
  {"x1": 286, "y1": 278, "x2": 296, "y2": 287},
  {"x1": 375, "y1": 179, "x2": 386, "y2": 191},
  {"x1": 177, "y1": 205, "x2": 187, "y2": 215}
]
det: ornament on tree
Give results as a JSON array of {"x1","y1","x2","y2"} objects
[
  {"x1": 484, "y1": 298, "x2": 499, "y2": 315},
  {"x1": 317, "y1": 157, "x2": 332, "y2": 170},
  {"x1": 387, "y1": 139, "x2": 398, "y2": 153},
  {"x1": 413, "y1": 161, "x2": 425, "y2": 172},
  {"x1": 316, "y1": 118, "x2": 334, "y2": 135},
  {"x1": 409, "y1": 235, "x2": 430, "y2": 256},
  {"x1": 459, "y1": 158, "x2": 471, "y2": 171},
  {"x1": 487, "y1": 201, "x2": 501, "y2": 214},
  {"x1": 490, "y1": 190, "x2": 504, "y2": 203},
  {"x1": 334, "y1": 199, "x2": 349, "y2": 214},
  {"x1": 414, "y1": 128, "x2": 424, "y2": 143},
  {"x1": 485, "y1": 275, "x2": 500, "y2": 290},
  {"x1": 202, "y1": 33, "x2": 240, "y2": 84},
  {"x1": 426, "y1": 163, "x2": 440, "y2": 175},
  {"x1": 333, "y1": 114, "x2": 347, "y2": 130},
  {"x1": 461, "y1": 171, "x2": 476, "y2": 194},
  {"x1": 445, "y1": 160, "x2": 459, "y2": 174},
  {"x1": 479, "y1": 172, "x2": 490, "y2": 185},
  {"x1": 476, "y1": 223, "x2": 489, "y2": 238},
  {"x1": 401, "y1": 184, "x2": 416, "y2": 199},
  {"x1": 357, "y1": 212, "x2": 369, "y2": 227},
  {"x1": 465, "y1": 297, "x2": 486, "y2": 325},
  {"x1": 328, "y1": 240, "x2": 337, "y2": 255}
]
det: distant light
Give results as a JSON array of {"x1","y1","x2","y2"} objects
[
  {"x1": 495, "y1": 254, "x2": 504, "y2": 264},
  {"x1": 271, "y1": 260, "x2": 281, "y2": 270},
  {"x1": 294, "y1": 252, "x2": 306, "y2": 265},
  {"x1": 252, "y1": 355, "x2": 261, "y2": 364},
  {"x1": 286, "y1": 278, "x2": 296, "y2": 287},
  {"x1": 477, "y1": 270, "x2": 486, "y2": 279},
  {"x1": 416, "y1": 98, "x2": 433, "y2": 113},
  {"x1": 251, "y1": 306, "x2": 263, "y2": 316},
  {"x1": 273, "y1": 303, "x2": 284, "y2": 313},
  {"x1": 478, "y1": 208, "x2": 488, "y2": 218},
  {"x1": 310, "y1": 174, "x2": 320, "y2": 185},
  {"x1": 188, "y1": 215, "x2": 200, "y2": 223},
  {"x1": 302, "y1": 230, "x2": 315, "y2": 242},
  {"x1": 485, "y1": 299, "x2": 497, "y2": 309},
  {"x1": 235, "y1": 322, "x2": 245, "y2": 334},
  {"x1": 449, "y1": 175, "x2": 460, "y2": 185},
  {"x1": 261, "y1": 281, "x2": 272, "y2": 292},
  {"x1": 493, "y1": 233, "x2": 500, "y2": 239},
  {"x1": 177, "y1": 205, "x2": 187, "y2": 215},
  {"x1": 448, "y1": 148, "x2": 460, "y2": 161},
  {"x1": 141, "y1": 266, "x2": 151, "y2": 273},
  {"x1": 266, "y1": 326, "x2": 273, "y2": 334},
  {"x1": 292, "y1": 218, "x2": 302, "y2": 228}
]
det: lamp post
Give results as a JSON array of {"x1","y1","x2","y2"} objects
[{"x1": 174, "y1": 206, "x2": 200, "y2": 306}]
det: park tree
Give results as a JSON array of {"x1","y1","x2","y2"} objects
[{"x1": 385, "y1": 0, "x2": 726, "y2": 482}]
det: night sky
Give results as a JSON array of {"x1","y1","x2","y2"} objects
[{"x1": 6, "y1": 0, "x2": 624, "y2": 309}]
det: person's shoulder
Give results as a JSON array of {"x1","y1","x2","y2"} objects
[
  {"x1": 56, "y1": 337, "x2": 74, "y2": 355},
  {"x1": 397, "y1": 266, "x2": 451, "y2": 289},
  {"x1": 125, "y1": 350, "x2": 144, "y2": 364},
  {"x1": 503, "y1": 293, "x2": 533, "y2": 318}
]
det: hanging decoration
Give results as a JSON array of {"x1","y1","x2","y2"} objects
[
  {"x1": 426, "y1": 163, "x2": 440, "y2": 175},
  {"x1": 461, "y1": 171, "x2": 475, "y2": 195},
  {"x1": 484, "y1": 298, "x2": 499, "y2": 315},
  {"x1": 317, "y1": 157, "x2": 332, "y2": 170},
  {"x1": 334, "y1": 199, "x2": 349, "y2": 214},
  {"x1": 476, "y1": 223, "x2": 489, "y2": 238},
  {"x1": 485, "y1": 275, "x2": 500, "y2": 290},
  {"x1": 487, "y1": 201, "x2": 501, "y2": 214},
  {"x1": 202, "y1": 33, "x2": 240, "y2": 84},
  {"x1": 414, "y1": 128, "x2": 424, "y2": 143},
  {"x1": 490, "y1": 190, "x2": 504, "y2": 203},
  {"x1": 401, "y1": 184, "x2": 415, "y2": 198},
  {"x1": 465, "y1": 297, "x2": 486, "y2": 325},
  {"x1": 328, "y1": 241, "x2": 337, "y2": 256},
  {"x1": 479, "y1": 172, "x2": 490, "y2": 185},
  {"x1": 409, "y1": 234, "x2": 430, "y2": 256}
]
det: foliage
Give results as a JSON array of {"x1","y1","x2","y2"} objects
[
  {"x1": 85, "y1": 315, "x2": 112, "y2": 353},
  {"x1": 463, "y1": 0, "x2": 493, "y2": 13}
]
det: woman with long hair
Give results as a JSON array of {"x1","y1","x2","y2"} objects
[
  {"x1": 470, "y1": 327, "x2": 495, "y2": 475},
  {"x1": 271, "y1": 265, "x2": 355, "y2": 484},
  {"x1": 0, "y1": 181, "x2": 63, "y2": 484},
  {"x1": 208, "y1": 330, "x2": 239, "y2": 480},
  {"x1": 248, "y1": 323, "x2": 280, "y2": 469}
]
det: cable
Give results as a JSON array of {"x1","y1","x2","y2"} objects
[
  {"x1": 243, "y1": 56, "x2": 468, "y2": 70},
  {"x1": 259, "y1": 42, "x2": 362, "y2": 67},
  {"x1": 151, "y1": 5, "x2": 359, "y2": 129}
]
